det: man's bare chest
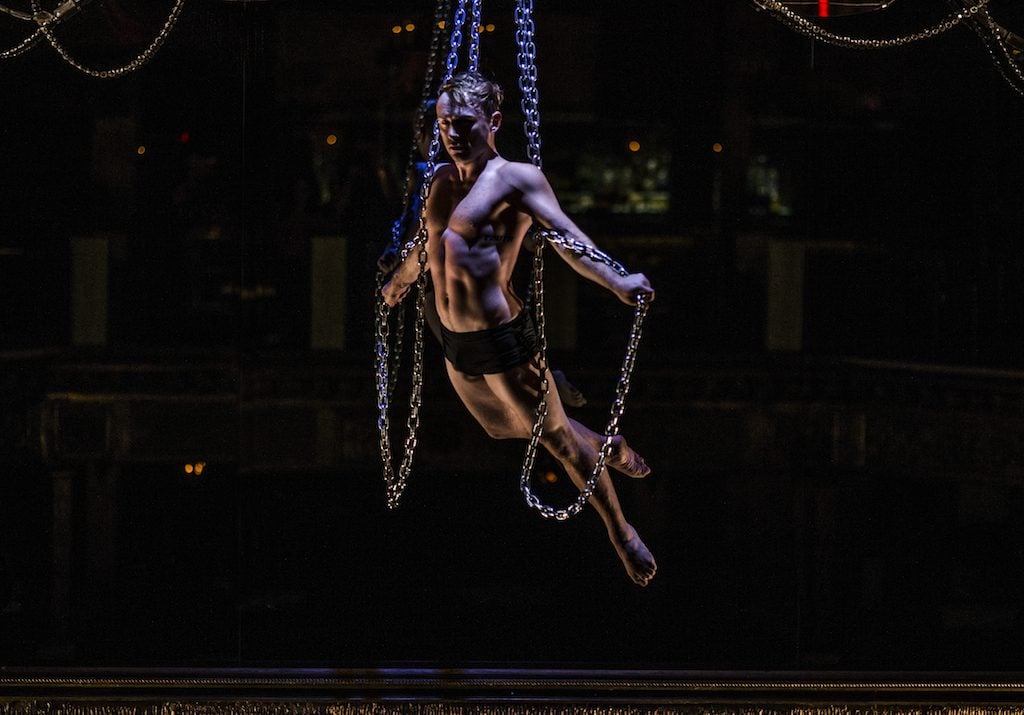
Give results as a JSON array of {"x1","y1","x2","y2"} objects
[{"x1": 446, "y1": 176, "x2": 516, "y2": 231}]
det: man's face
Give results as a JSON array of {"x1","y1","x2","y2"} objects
[{"x1": 436, "y1": 91, "x2": 498, "y2": 164}]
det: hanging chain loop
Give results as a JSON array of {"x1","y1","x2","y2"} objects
[
  {"x1": 518, "y1": 229, "x2": 649, "y2": 521},
  {"x1": 376, "y1": 0, "x2": 472, "y2": 509},
  {"x1": 27, "y1": 0, "x2": 186, "y2": 77},
  {"x1": 513, "y1": 0, "x2": 649, "y2": 521},
  {"x1": 1, "y1": 0, "x2": 77, "y2": 59},
  {"x1": 753, "y1": 0, "x2": 989, "y2": 49},
  {"x1": 755, "y1": 0, "x2": 1023, "y2": 97}
]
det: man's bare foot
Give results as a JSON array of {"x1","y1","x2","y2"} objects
[
  {"x1": 612, "y1": 525, "x2": 657, "y2": 586},
  {"x1": 605, "y1": 435, "x2": 651, "y2": 478}
]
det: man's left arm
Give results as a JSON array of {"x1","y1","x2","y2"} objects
[{"x1": 511, "y1": 164, "x2": 654, "y2": 306}]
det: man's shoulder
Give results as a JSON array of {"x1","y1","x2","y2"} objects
[
  {"x1": 496, "y1": 159, "x2": 546, "y2": 186},
  {"x1": 499, "y1": 159, "x2": 541, "y2": 174},
  {"x1": 431, "y1": 162, "x2": 456, "y2": 179},
  {"x1": 427, "y1": 163, "x2": 456, "y2": 191}
]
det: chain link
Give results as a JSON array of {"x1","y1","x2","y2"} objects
[
  {"x1": 468, "y1": 0, "x2": 482, "y2": 72},
  {"x1": 753, "y1": 0, "x2": 989, "y2": 49},
  {"x1": 28, "y1": 0, "x2": 185, "y2": 78},
  {"x1": 515, "y1": 0, "x2": 542, "y2": 169},
  {"x1": 1, "y1": 27, "x2": 43, "y2": 59},
  {"x1": 444, "y1": 0, "x2": 469, "y2": 81}
]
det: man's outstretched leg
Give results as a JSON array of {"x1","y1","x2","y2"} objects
[
  {"x1": 483, "y1": 362, "x2": 657, "y2": 586},
  {"x1": 541, "y1": 422, "x2": 657, "y2": 586}
]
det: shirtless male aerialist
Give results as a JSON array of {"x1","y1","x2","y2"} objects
[{"x1": 382, "y1": 71, "x2": 657, "y2": 586}]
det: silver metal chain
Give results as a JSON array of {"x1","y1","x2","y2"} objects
[
  {"x1": 519, "y1": 229, "x2": 649, "y2": 521},
  {"x1": 513, "y1": 0, "x2": 648, "y2": 521},
  {"x1": 443, "y1": 0, "x2": 469, "y2": 82},
  {"x1": 968, "y1": 5, "x2": 1024, "y2": 96},
  {"x1": 2, "y1": 0, "x2": 82, "y2": 60},
  {"x1": 377, "y1": 0, "x2": 452, "y2": 405},
  {"x1": 515, "y1": 0, "x2": 542, "y2": 168},
  {"x1": 753, "y1": 0, "x2": 989, "y2": 49},
  {"x1": 1, "y1": 0, "x2": 82, "y2": 60},
  {"x1": 513, "y1": 0, "x2": 561, "y2": 518},
  {"x1": 387, "y1": 0, "x2": 451, "y2": 260},
  {"x1": 28, "y1": 0, "x2": 186, "y2": 78},
  {"x1": 0, "y1": 27, "x2": 42, "y2": 59},
  {"x1": 376, "y1": 0, "x2": 472, "y2": 509},
  {"x1": 468, "y1": 0, "x2": 482, "y2": 72},
  {"x1": 756, "y1": 0, "x2": 1024, "y2": 96}
]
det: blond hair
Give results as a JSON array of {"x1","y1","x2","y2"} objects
[{"x1": 439, "y1": 71, "x2": 504, "y2": 117}]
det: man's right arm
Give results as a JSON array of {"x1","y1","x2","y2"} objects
[
  {"x1": 510, "y1": 163, "x2": 654, "y2": 306},
  {"x1": 381, "y1": 169, "x2": 446, "y2": 307},
  {"x1": 380, "y1": 236, "x2": 426, "y2": 307}
]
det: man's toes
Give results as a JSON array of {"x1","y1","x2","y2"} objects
[
  {"x1": 626, "y1": 457, "x2": 650, "y2": 479},
  {"x1": 627, "y1": 559, "x2": 657, "y2": 586}
]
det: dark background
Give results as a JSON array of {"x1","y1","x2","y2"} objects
[{"x1": 2, "y1": 0, "x2": 1024, "y2": 671}]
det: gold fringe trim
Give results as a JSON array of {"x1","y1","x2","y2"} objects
[{"x1": 5, "y1": 704, "x2": 1024, "y2": 715}]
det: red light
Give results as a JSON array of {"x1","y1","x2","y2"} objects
[
  {"x1": 818, "y1": 0, "x2": 829, "y2": 16},
  {"x1": 178, "y1": 131, "x2": 190, "y2": 144}
]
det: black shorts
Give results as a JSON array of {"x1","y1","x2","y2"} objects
[{"x1": 440, "y1": 309, "x2": 540, "y2": 376}]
